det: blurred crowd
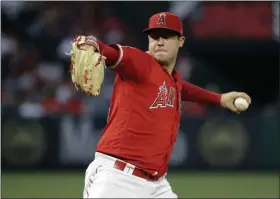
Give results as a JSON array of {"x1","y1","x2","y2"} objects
[
  {"x1": 1, "y1": 2, "x2": 130, "y2": 118},
  {"x1": 1, "y1": 2, "x2": 278, "y2": 119}
]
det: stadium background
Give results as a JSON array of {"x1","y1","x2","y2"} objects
[{"x1": 1, "y1": 1, "x2": 279, "y2": 198}]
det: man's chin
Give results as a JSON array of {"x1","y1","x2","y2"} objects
[
  {"x1": 154, "y1": 54, "x2": 163, "y2": 60},
  {"x1": 155, "y1": 57, "x2": 168, "y2": 66}
]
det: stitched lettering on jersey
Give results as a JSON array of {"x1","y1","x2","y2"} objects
[{"x1": 150, "y1": 81, "x2": 176, "y2": 109}]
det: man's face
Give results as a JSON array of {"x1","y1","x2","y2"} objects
[{"x1": 148, "y1": 29, "x2": 185, "y2": 65}]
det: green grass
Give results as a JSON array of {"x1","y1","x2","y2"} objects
[{"x1": 2, "y1": 171, "x2": 279, "y2": 198}]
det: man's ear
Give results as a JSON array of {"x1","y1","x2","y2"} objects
[{"x1": 179, "y1": 36, "x2": 185, "y2": 47}]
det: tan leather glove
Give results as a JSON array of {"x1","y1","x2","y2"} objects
[{"x1": 69, "y1": 36, "x2": 106, "y2": 96}]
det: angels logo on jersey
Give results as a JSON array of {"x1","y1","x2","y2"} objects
[{"x1": 150, "y1": 81, "x2": 176, "y2": 109}]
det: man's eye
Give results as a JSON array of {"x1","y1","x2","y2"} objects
[{"x1": 151, "y1": 35, "x2": 159, "y2": 39}]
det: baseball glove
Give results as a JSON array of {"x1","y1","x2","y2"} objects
[{"x1": 68, "y1": 35, "x2": 106, "y2": 96}]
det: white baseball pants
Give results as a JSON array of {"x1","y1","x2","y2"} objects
[{"x1": 83, "y1": 152, "x2": 177, "y2": 198}]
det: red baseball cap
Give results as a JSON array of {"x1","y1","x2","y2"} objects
[{"x1": 143, "y1": 12, "x2": 183, "y2": 36}]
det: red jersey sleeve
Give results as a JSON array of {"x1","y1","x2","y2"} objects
[
  {"x1": 181, "y1": 81, "x2": 222, "y2": 105},
  {"x1": 107, "y1": 44, "x2": 153, "y2": 83}
]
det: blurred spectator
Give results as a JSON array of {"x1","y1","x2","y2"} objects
[
  {"x1": 18, "y1": 91, "x2": 45, "y2": 118},
  {"x1": 101, "y1": 7, "x2": 125, "y2": 44},
  {"x1": 1, "y1": 33, "x2": 18, "y2": 57},
  {"x1": 1, "y1": 1, "x2": 27, "y2": 21},
  {"x1": 176, "y1": 55, "x2": 193, "y2": 81},
  {"x1": 1, "y1": 2, "x2": 121, "y2": 117},
  {"x1": 168, "y1": 1, "x2": 200, "y2": 19},
  {"x1": 272, "y1": 2, "x2": 279, "y2": 40}
]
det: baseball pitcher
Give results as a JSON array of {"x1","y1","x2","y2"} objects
[{"x1": 69, "y1": 12, "x2": 251, "y2": 198}]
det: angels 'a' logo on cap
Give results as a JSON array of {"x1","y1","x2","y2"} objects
[{"x1": 157, "y1": 13, "x2": 166, "y2": 25}]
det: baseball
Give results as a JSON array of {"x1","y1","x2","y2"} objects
[{"x1": 234, "y1": 97, "x2": 249, "y2": 111}]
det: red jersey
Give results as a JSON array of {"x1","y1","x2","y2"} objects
[
  {"x1": 96, "y1": 44, "x2": 221, "y2": 178},
  {"x1": 96, "y1": 44, "x2": 182, "y2": 178}
]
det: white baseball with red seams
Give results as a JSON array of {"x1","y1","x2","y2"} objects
[{"x1": 234, "y1": 97, "x2": 249, "y2": 111}]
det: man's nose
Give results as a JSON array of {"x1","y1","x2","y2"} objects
[{"x1": 157, "y1": 37, "x2": 164, "y2": 45}]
